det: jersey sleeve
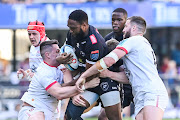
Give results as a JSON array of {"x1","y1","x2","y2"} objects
[
  {"x1": 116, "y1": 37, "x2": 137, "y2": 54},
  {"x1": 40, "y1": 74, "x2": 57, "y2": 91}
]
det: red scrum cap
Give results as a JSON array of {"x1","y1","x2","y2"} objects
[{"x1": 27, "y1": 20, "x2": 45, "y2": 41}]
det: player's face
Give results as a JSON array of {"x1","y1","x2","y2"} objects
[
  {"x1": 28, "y1": 30, "x2": 40, "y2": 46},
  {"x1": 50, "y1": 44, "x2": 61, "y2": 66},
  {"x1": 112, "y1": 12, "x2": 126, "y2": 33},
  {"x1": 123, "y1": 20, "x2": 131, "y2": 39},
  {"x1": 67, "y1": 19, "x2": 85, "y2": 40}
]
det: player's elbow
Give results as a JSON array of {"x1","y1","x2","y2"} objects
[{"x1": 56, "y1": 96, "x2": 65, "y2": 100}]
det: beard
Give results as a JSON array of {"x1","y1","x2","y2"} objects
[
  {"x1": 123, "y1": 29, "x2": 131, "y2": 39},
  {"x1": 74, "y1": 28, "x2": 85, "y2": 40}
]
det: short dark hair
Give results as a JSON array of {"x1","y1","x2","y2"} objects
[
  {"x1": 113, "y1": 8, "x2": 127, "y2": 18},
  {"x1": 69, "y1": 9, "x2": 88, "y2": 24},
  {"x1": 106, "y1": 38, "x2": 119, "y2": 53},
  {"x1": 128, "y1": 16, "x2": 146, "y2": 33},
  {"x1": 40, "y1": 39, "x2": 59, "y2": 59}
]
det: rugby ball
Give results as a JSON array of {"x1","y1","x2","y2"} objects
[{"x1": 60, "y1": 45, "x2": 79, "y2": 71}]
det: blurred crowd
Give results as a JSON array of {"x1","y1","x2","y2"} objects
[{"x1": 0, "y1": 0, "x2": 180, "y2": 4}]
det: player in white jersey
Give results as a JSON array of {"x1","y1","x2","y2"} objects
[
  {"x1": 17, "y1": 21, "x2": 73, "y2": 119},
  {"x1": 17, "y1": 20, "x2": 72, "y2": 79},
  {"x1": 75, "y1": 16, "x2": 168, "y2": 120},
  {"x1": 17, "y1": 21, "x2": 48, "y2": 79},
  {"x1": 18, "y1": 40, "x2": 100, "y2": 120}
]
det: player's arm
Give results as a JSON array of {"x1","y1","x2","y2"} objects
[
  {"x1": 47, "y1": 82, "x2": 82, "y2": 100},
  {"x1": 100, "y1": 69, "x2": 129, "y2": 84},
  {"x1": 76, "y1": 49, "x2": 126, "y2": 89}
]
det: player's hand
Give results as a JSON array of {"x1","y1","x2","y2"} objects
[
  {"x1": 17, "y1": 69, "x2": 26, "y2": 79},
  {"x1": 85, "y1": 77, "x2": 100, "y2": 89},
  {"x1": 56, "y1": 52, "x2": 73, "y2": 64},
  {"x1": 99, "y1": 69, "x2": 110, "y2": 78},
  {"x1": 72, "y1": 94, "x2": 86, "y2": 107},
  {"x1": 76, "y1": 77, "x2": 86, "y2": 91}
]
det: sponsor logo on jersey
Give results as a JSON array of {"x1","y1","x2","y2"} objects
[
  {"x1": 90, "y1": 34, "x2": 97, "y2": 44},
  {"x1": 90, "y1": 50, "x2": 99, "y2": 60},
  {"x1": 100, "y1": 82, "x2": 109, "y2": 91},
  {"x1": 112, "y1": 87, "x2": 117, "y2": 90}
]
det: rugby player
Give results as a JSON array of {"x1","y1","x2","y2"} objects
[
  {"x1": 18, "y1": 40, "x2": 100, "y2": 120},
  {"x1": 76, "y1": 16, "x2": 169, "y2": 120},
  {"x1": 60, "y1": 9, "x2": 122, "y2": 120}
]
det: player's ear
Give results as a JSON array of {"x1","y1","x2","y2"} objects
[
  {"x1": 81, "y1": 22, "x2": 87, "y2": 31},
  {"x1": 132, "y1": 25, "x2": 136, "y2": 31},
  {"x1": 45, "y1": 52, "x2": 51, "y2": 59}
]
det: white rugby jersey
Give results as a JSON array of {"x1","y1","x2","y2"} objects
[
  {"x1": 29, "y1": 45, "x2": 42, "y2": 73},
  {"x1": 21, "y1": 61, "x2": 64, "y2": 113},
  {"x1": 29, "y1": 38, "x2": 50, "y2": 73},
  {"x1": 116, "y1": 36, "x2": 167, "y2": 100}
]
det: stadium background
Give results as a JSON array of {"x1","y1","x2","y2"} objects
[{"x1": 0, "y1": 0, "x2": 180, "y2": 119}]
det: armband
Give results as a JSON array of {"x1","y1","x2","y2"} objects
[
  {"x1": 96, "y1": 59, "x2": 108, "y2": 72},
  {"x1": 106, "y1": 52, "x2": 119, "y2": 63}
]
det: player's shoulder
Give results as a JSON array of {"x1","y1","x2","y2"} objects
[
  {"x1": 88, "y1": 25, "x2": 104, "y2": 44},
  {"x1": 104, "y1": 31, "x2": 114, "y2": 41},
  {"x1": 36, "y1": 62, "x2": 56, "y2": 76}
]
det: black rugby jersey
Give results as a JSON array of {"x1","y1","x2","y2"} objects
[
  {"x1": 104, "y1": 31, "x2": 123, "y2": 42},
  {"x1": 65, "y1": 25, "x2": 108, "y2": 71}
]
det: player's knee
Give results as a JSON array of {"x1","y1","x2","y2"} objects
[{"x1": 98, "y1": 109, "x2": 108, "y2": 120}]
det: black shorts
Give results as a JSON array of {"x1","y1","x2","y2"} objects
[
  {"x1": 87, "y1": 77, "x2": 119, "y2": 95},
  {"x1": 122, "y1": 84, "x2": 134, "y2": 108}
]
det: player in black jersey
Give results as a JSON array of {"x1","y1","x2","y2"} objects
[
  {"x1": 99, "y1": 8, "x2": 134, "y2": 119},
  {"x1": 63, "y1": 10, "x2": 122, "y2": 120}
]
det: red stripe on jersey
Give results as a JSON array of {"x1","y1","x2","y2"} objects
[
  {"x1": 91, "y1": 50, "x2": 99, "y2": 54},
  {"x1": 116, "y1": 47, "x2": 128, "y2": 54},
  {"x1": 44, "y1": 61, "x2": 58, "y2": 68},
  {"x1": 156, "y1": 96, "x2": 159, "y2": 107},
  {"x1": 46, "y1": 81, "x2": 57, "y2": 91},
  {"x1": 90, "y1": 34, "x2": 97, "y2": 44},
  {"x1": 96, "y1": 28, "x2": 99, "y2": 34}
]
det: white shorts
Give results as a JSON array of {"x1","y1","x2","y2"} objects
[
  {"x1": 18, "y1": 106, "x2": 57, "y2": 120},
  {"x1": 82, "y1": 90, "x2": 120, "y2": 107},
  {"x1": 134, "y1": 91, "x2": 169, "y2": 117}
]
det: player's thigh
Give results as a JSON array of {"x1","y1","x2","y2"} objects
[
  {"x1": 100, "y1": 91, "x2": 120, "y2": 107},
  {"x1": 18, "y1": 106, "x2": 45, "y2": 120},
  {"x1": 100, "y1": 91, "x2": 121, "y2": 120},
  {"x1": 28, "y1": 111, "x2": 45, "y2": 120},
  {"x1": 98, "y1": 108, "x2": 108, "y2": 120},
  {"x1": 143, "y1": 105, "x2": 164, "y2": 120},
  {"x1": 104, "y1": 103, "x2": 122, "y2": 120},
  {"x1": 135, "y1": 109, "x2": 143, "y2": 120}
]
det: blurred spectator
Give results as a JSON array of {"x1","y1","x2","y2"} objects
[
  {"x1": 1, "y1": 0, "x2": 32, "y2": 4},
  {"x1": 19, "y1": 57, "x2": 29, "y2": 70},
  {"x1": 0, "y1": 57, "x2": 10, "y2": 76},
  {"x1": 171, "y1": 42, "x2": 180, "y2": 67},
  {"x1": 170, "y1": 88, "x2": 179, "y2": 107},
  {"x1": 166, "y1": 60, "x2": 177, "y2": 89},
  {"x1": 160, "y1": 56, "x2": 170, "y2": 73}
]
